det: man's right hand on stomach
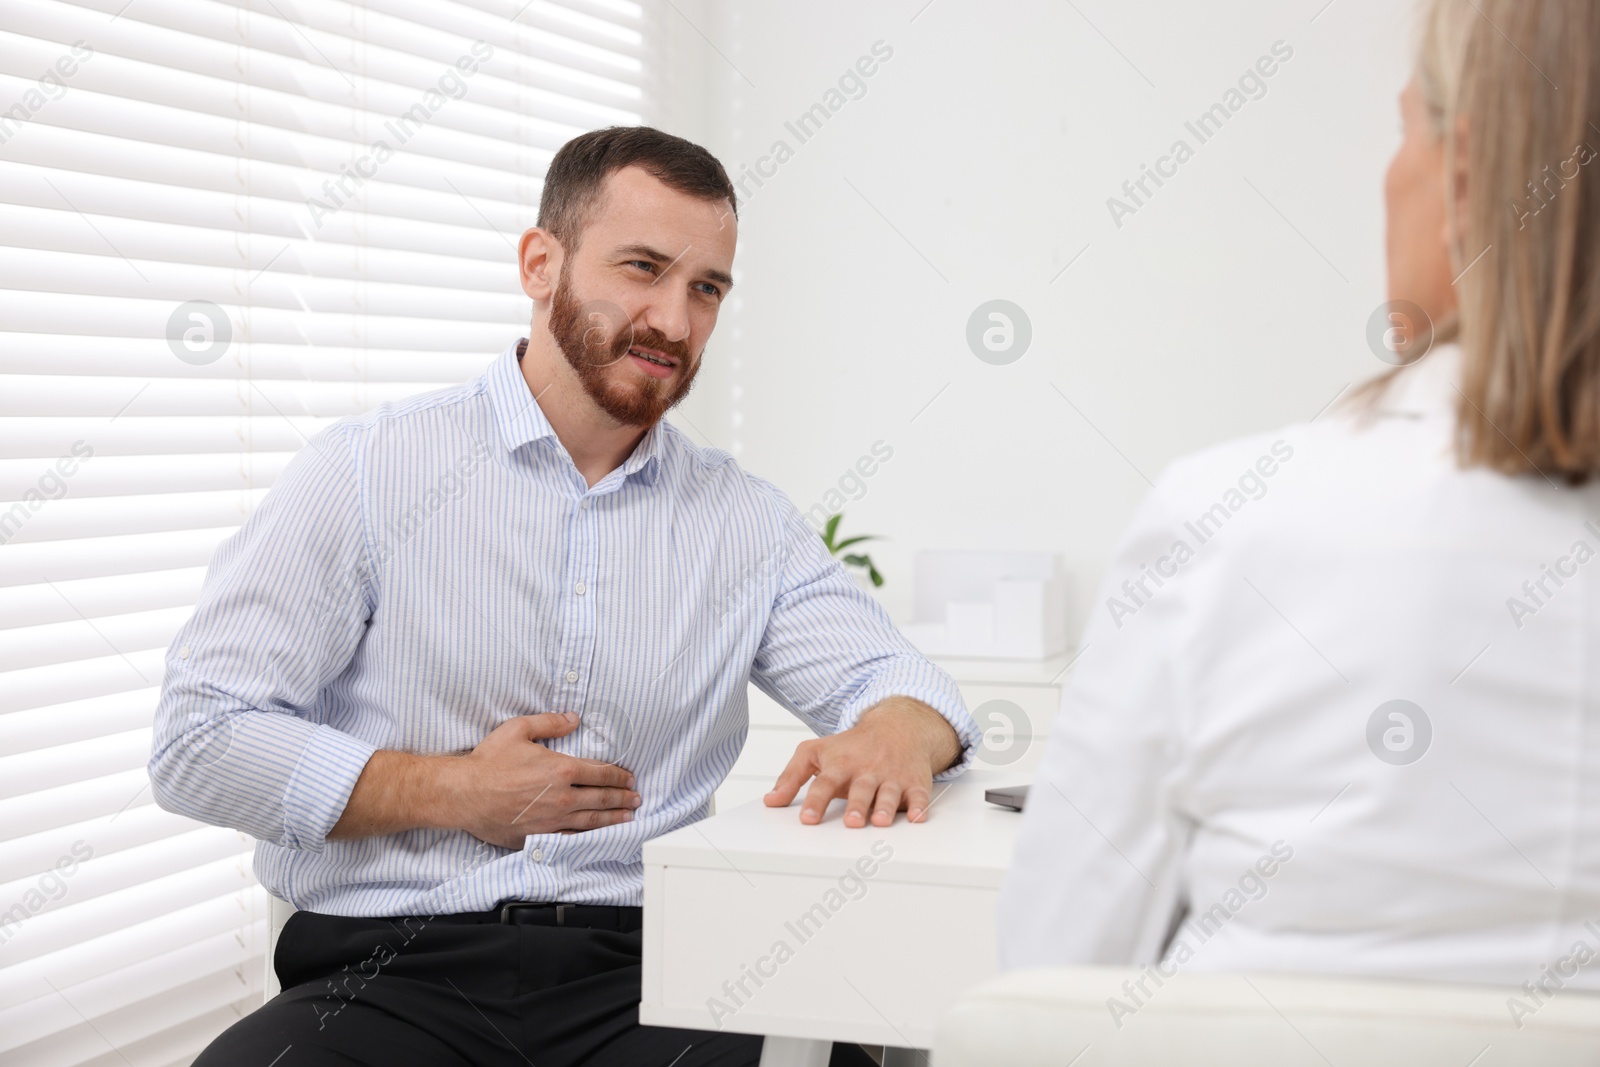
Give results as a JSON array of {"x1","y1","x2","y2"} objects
[
  {"x1": 450, "y1": 711, "x2": 641, "y2": 848},
  {"x1": 329, "y1": 711, "x2": 641, "y2": 846}
]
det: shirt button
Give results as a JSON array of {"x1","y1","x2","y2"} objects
[
  {"x1": 565, "y1": 670, "x2": 579, "y2": 684},
  {"x1": 574, "y1": 581, "x2": 587, "y2": 595},
  {"x1": 177, "y1": 647, "x2": 191, "y2": 659},
  {"x1": 530, "y1": 848, "x2": 543, "y2": 861},
  {"x1": 580, "y1": 499, "x2": 590, "y2": 510}
]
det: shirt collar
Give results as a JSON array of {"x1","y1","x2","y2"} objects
[
  {"x1": 620, "y1": 418, "x2": 666, "y2": 485},
  {"x1": 487, "y1": 338, "x2": 665, "y2": 485},
  {"x1": 488, "y1": 338, "x2": 557, "y2": 452}
]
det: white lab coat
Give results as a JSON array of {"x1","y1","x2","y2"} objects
[{"x1": 998, "y1": 344, "x2": 1600, "y2": 990}]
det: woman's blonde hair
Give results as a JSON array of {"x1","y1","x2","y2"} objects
[{"x1": 1401, "y1": 0, "x2": 1600, "y2": 481}]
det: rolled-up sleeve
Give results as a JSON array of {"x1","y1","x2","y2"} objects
[
  {"x1": 751, "y1": 505, "x2": 981, "y2": 781},
  {"x1": 149, "y1": 424, "x2": 379, "y2": 852}
]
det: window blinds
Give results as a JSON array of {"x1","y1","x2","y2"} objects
[{"x1": 0, "y1": 0, "x2": 650, "y2": 1062}]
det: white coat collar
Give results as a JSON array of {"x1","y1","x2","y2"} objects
[{"x1": 1372, "y1": 342, "x2": 1462, "y2": 422}]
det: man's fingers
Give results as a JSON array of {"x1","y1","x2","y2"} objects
[
  {"x1": 565, "y1": 756, "x2": 635, "y2": 790},
  {"x1": 564, "y1": 807, "x2": 634, "y2": 831},
  {"x1": 843, "y1": 776, "x2": 879, "y2": 829},
  {"x1": 870, "y1": 781, "x2": 904, "y2": 827},
  {"x1": 514, "y1": 711, "x2": 580, "y2": 741},
  {"x1": 799, "y1": 773, "x2": 846, "y2": 825},
  {"x1": 903, "y1": 784, "x2": 934, "y2": 823},
  {"x1": 764, "y1": 744, "x2": 818, "y2": 808},
  {"x1": 566, "y1": 786, "x2": 641, "y2": 812}
]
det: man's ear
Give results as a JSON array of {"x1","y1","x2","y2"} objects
[{"x1": 519, "y1": 227, "x2": 561, "y2": 302}]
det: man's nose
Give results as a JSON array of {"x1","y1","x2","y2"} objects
[{"x1": 642, "y1": 291, "x2": 691, "y2": 344}]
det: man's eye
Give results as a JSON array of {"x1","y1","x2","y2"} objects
[
  {"x1": 695, "y1": 282, "x2": 721, "y2": 298},
  {"x1": 629, "y1": 260, "x2": 656, "y2": 273}
]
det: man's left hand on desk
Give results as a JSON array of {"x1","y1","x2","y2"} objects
[{"x1": 762, "y1": 696, "x2": 964, "y2": 828}]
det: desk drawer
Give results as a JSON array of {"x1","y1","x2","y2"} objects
[{"x1": 642, "y1": 863, "x2": 997, "y2": 1048}]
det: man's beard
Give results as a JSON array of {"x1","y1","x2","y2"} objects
[{"x1": 547, "y1": 268, "x2": 701, "y2": 427}]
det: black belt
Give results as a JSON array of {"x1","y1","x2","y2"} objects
[{"x1": 402, "y1": 902, "x2": 643, "y2": 933}]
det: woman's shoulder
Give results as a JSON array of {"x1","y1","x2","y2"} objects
[
  {"x1": 1143, "y1": 422, "x2": 1327, "y2": 536},
  {"x1": 1146, "y1": 377, "x2": 1465, "y2": 531}
]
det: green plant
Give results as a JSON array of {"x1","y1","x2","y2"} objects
[{"x1": 820, "y1": 513, "x2": 884, "y2": 587}]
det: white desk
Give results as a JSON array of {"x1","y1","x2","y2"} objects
[{"x1": 640, "y1": 764, "x2": 1036, "y2": 1065}]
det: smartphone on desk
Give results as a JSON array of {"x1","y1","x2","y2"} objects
[{"x1": 984, "y1": 784, "x2": 1029, "y2": 811}]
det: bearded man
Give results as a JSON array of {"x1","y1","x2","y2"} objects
[{"x1": 152, "y1": 126, "x2": 979, "y2": 1067}]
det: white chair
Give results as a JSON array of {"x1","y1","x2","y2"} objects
[
  {"x1": 933, "y1": 966, "x2": 1600, "y2": 1066},
  {"x1": 263, "y1": 894, "x2": 298, "y2": 1000}
]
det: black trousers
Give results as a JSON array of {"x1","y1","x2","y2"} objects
[{"x1": 195, "y1": 906, "x2": 879, "y2": 1067}]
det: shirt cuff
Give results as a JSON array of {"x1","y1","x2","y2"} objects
[
  {"x1": 837, "y1": 660, "x2": 982, "y2": 782},
  {"x1": 281, "y1": 724, "x2": 379, "y2": 852}
]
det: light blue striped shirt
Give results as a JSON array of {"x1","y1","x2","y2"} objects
[{"x1": 149, "y1": 339, "x2": 979, "y2": 916}]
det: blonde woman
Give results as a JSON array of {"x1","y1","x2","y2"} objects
[{"x1": 1000, "y1": 0, "x2": 1600, "y2": 992}]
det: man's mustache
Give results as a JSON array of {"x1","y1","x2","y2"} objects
[{"x1": 580, "y1": 321, "x2": 695, "y2": 370}]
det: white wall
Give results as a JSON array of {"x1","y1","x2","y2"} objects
[{"x1": 665, "y1": 0, "x2": 1414, "y2": 640}]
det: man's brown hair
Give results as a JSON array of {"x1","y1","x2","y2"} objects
[{"x1": 536, "y1": 125, "x2": 737, "y2": 249}]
